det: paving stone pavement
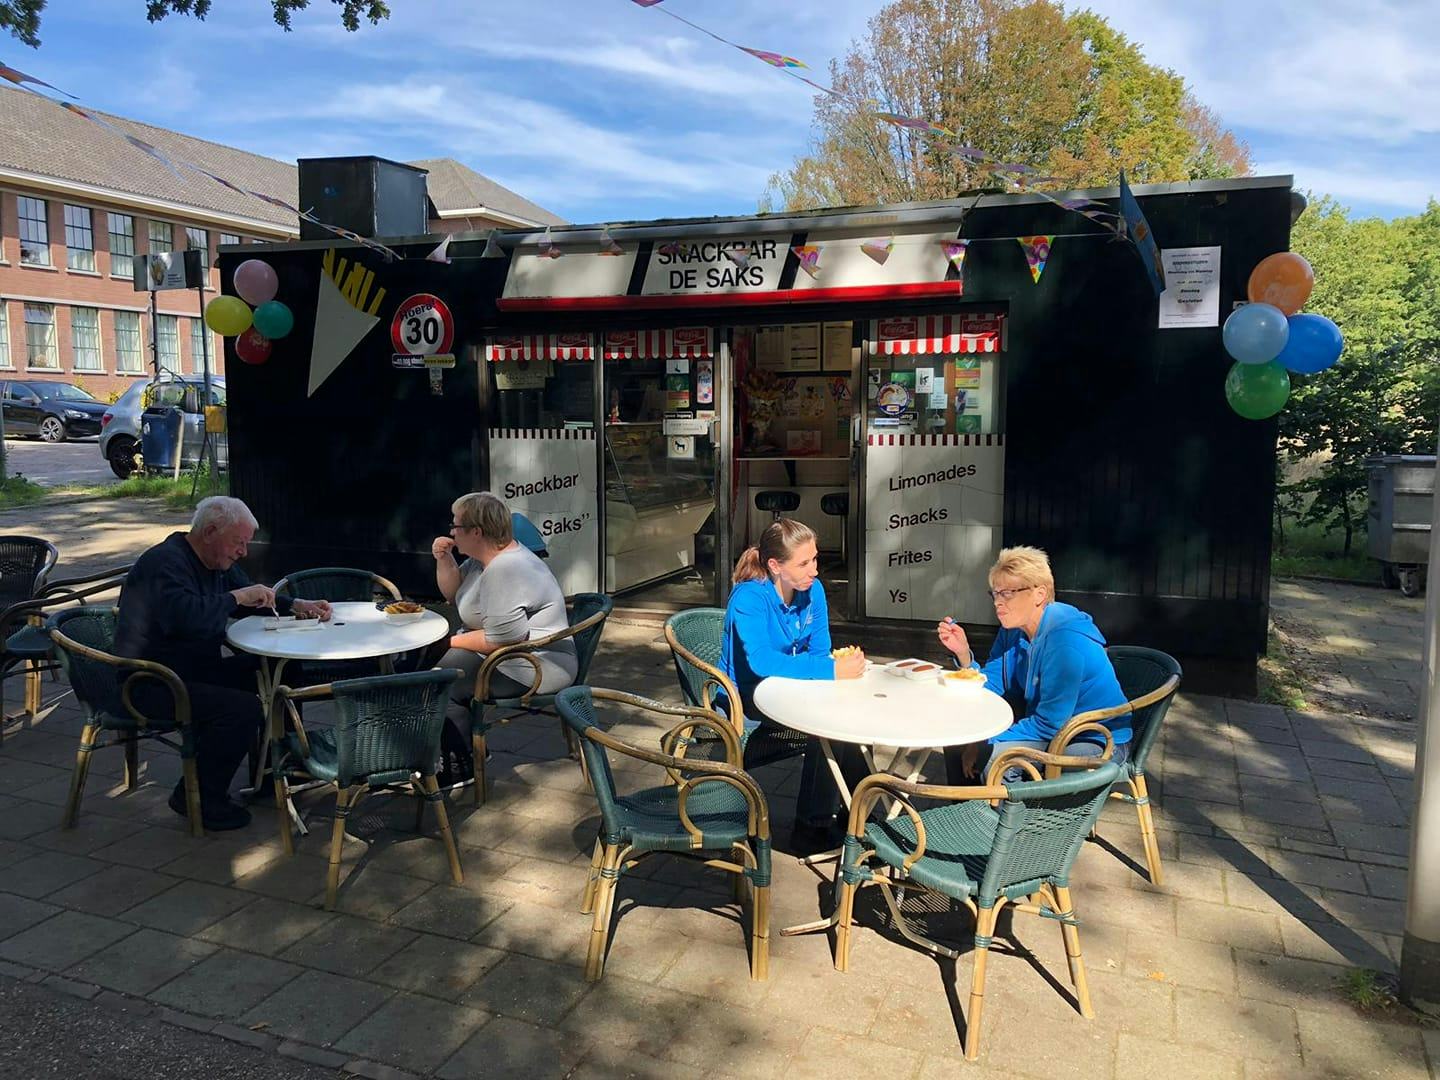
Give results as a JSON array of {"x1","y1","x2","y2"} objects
[{"x1": 1, "y1": 579, "x2": 1432, "y2": 1078}]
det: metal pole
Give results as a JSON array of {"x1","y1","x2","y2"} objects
[
  {"x1": 1401, "y1": 430, "x2": 1440, "y2": 1012},
  {"x1": 149, "y1": 288, "x2": 160, "y2": 378}
]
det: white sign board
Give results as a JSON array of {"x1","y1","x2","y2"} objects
[
  {"x1": 864, "y1": 435, "x2": 1005, "y2": 625},
  {"x1": 1158, "y1": 246, "x2": 1222, "y2": 329},
  {"x1": 488, "y1": 428, "x2": 599, "y2": 596},
  {"x1": 642, "y1": 238, "x2": 790, "y2": 296},
  {"x1": 134, "y1": 251, "x2": 200, "y2": 292}
]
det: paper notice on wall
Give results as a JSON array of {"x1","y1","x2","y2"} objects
[
  {"x1": 916, "y1": 367, "x2": 935, "y2": 394},
  {"x1": 1158, "y1": 246, "x2": 1221, "y2": 329}
]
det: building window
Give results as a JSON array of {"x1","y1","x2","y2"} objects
[
  {"x1": 64, "y1": 205, "x2": 96, "y2": 272},
  {"x1": 188, "y1": 318, "x2": 216, "y2": 373},
  {"x1": 219, "y1": 232, "x2": 241, "y2": 248},
  {"x1": 148, "y1": 220, "x2": 173, "y2": 255},
  {"x1": 115, "y1": 311, "x2": 144, "y2": 373},
  {"x1": 0, "y1": 304, "x2": 11, "y2": 369},
  {"x1": 154, "y1": 313, "x2": 180, "y2": 373},
  {"x1": 24, "y1": 304, "x2": 58, "y2": 368},
  {"x1": 108, "y1": 213, "x2": 135, "y2": 280},
  {"x1": 185, "y1": 226, "x2": 209, "y2": 270},
  {"x1": 70, "y1": 307, "x2": 103, "y2": 371},
  {"x1": 18, "y1": 196, "x2": 50, "y2": 266}
]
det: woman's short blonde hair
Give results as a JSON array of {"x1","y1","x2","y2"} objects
[
  {"x1": 988, "y1": 545, "x2": 1055, "y2": 602},
  {"x1": 452, "y1": 491, "x2": 512, "y2": 546}
]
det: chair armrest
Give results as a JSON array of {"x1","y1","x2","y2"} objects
[
  {"x1": 989, "y1": 740, "x2": 1115, "y2": 787},
  {"x1": 37, "y1": 564, "x2": 131, "y2": 597},
  {"x1": 658, "y1": 711, "x2": 742, "y2": 769},
  {"x1": 49, "y1": 627, "x2": 191, "y2": 730},
  {"x1": 845, "y1": 773, "x2": 1011, "y2": 872},
  {"x1": 3, "y1": 576, "x2": 127, "y2": 640},
  {"x1": 475, "y1": 646, "x2": 544, "y2": 703},
  {"x1": 583, "y1": 721, "x2": 768, "y2": 841}
]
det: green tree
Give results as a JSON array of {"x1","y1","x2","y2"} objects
[
  {"x1": 1280, "y1": 197, "x2": 1437, "y2": 553},
  {"x1": 1, "y1": 0, "x2": 390, "y2": 47},
  {"x1": 763, "y1": 0, "x2": 1250, "y2": 211}
]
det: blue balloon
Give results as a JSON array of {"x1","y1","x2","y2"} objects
[
  {"x1": 1223, "y1": 302, "x2": 1290, "y2": 365},
  {"x1": 1275, "y1": 313, "x2": 1343, "y2": 374}
]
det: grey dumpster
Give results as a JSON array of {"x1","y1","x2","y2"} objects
[{"x1": 1367, "y1": 453, "x2": 1433, "y2": 597}]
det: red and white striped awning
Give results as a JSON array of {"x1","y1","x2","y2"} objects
[
  {"x1": 602, "y1": 326, "x2": 714, "y2": 359},
  {"x1": 871, "y1": 313, "x2": 1005, "y2": 355},
  {"x1": 485, "y1": 333, "x2": 594, "y2": 361}
]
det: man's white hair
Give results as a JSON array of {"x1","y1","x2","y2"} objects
[{"x1": 191, "y1": 496, "x2": 258, "y2": 534}]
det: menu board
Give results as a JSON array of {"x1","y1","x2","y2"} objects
[
  {"x1": 755, "y1": 326, "x2": 787, "y2": 370},
  {"x1": 786, "y1": 323, "x2": 821, "y2": 371},
  {"x1": 823, "y1": 322, "x2": 853, "y2": 371}
]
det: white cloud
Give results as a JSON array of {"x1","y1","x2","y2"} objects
[{"x1": 1255, "y1": 160, "x2": 1437, "y2": 213}]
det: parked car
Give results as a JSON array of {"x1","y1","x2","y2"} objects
[
  {"x1": 99, "y1": 376, "x2": 227, "y2": 479},
  {"x1": 0, "y1": 380, "x2": 110, "y2": 442}
]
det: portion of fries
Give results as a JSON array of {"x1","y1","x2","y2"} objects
[{"x1": 383, "y1": 601, "x2": 424, "y2": 614}]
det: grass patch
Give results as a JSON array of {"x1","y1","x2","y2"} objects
[
  {"x1": 1257, "y1": 624, "x2": 1308, "y2": 710},
  {"x1": 0, "y1": 473, "x2": 48, "y2": 509},
  {"x1": 1272, "y1": 519, "x2": 1378, "y2": 583},
  {"x1": 1339, "y1": 968, "x2": 1399, "y2": 1011},
  {"x1": 53, "y1": 466, "x2": 227, "y2": 512}
]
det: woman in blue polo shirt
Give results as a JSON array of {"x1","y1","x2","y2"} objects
[{"x1": 721, "y1": 519, "x2": 865, "y2": 850}]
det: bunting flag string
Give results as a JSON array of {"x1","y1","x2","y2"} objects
[
  {"x1": 624, "y1": 1, "x2": 1149, "y2": 256},
  {"x1": 861, "y1": 236, "x2": 894, "y2": 264},
  {"x1": 11, "y1": 58, "x2": 404, "y2": 261},
  {"x1": 1017, "y1": 235, "x2": 1054, "y2": 283},
  {"x1": 792, "y1": 244, "x2": 822, "y2": 278},
  {"x1": 941, "y1": 239, "x2": 969, "y2": 273}
]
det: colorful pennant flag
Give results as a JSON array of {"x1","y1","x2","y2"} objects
[
  {"x1": 941, "y1": 239, "x2": 969, "y2": 273},
  {"x1": 121, "y1": 133, "x2": 183, "y2": 178},
  {"x1": 861, "y1": 236, "x2": 893, "y2": 265},
  {"x1": 657, "y1": 241, "x2": 683, "y2": 258},
  {"x1": 629, "y1": 0, "x2": 665, "y2": 6},
  {"x1": 0, "y1": 61, "x2": 75, "y2": 97},
  {"x1": 426, "y1": 235, "x2": 452, "y2": 264},
  {"x1": 740, "y1": 47, "x2": 806, "y2": 69},
  {"x1": 538, "y1": 232, "x2": 563, "y2": 259},
  {"x1": 792, "y1": 244, "x2": 821, "y2": 279},
  {"x1": 722, "y1": 245, "x2": 751, "y2": 269},
  {"x1": 1119, "y1": 171, "x2": 1165, "y2": 297},
  {"x1": 481, "y1": 231, "x2": 506, "y2": 259},
  {"x1": 597, "y1": 228, "x2": 625, "y2": 256},
  {"x1": 1018, "y1": 235, "x2": 1053, "y2": 283}
]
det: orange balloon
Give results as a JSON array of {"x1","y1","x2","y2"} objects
[{"x1": 1247, "y1": 252, "x2": 1314, "y2": 315}]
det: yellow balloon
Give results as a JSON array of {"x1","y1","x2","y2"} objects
[{"x1": 204, "y1": 296, "x2": 253, "y2": 337}]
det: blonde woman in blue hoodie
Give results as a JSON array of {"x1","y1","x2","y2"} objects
[
  {"x1": 721, "y1": 518, "x2": 866, "y2": 850},
  {"x1": 938, "y1": 546, "x2": 1130, "y2": 783}
]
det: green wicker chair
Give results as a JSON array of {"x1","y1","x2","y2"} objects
[
  {"x1": 558, "y1": 685, "x2": 772, "y2": 982},
  {"x1": 269, "y1": 667, "x2": 465, "y2": 909},
  {"x1": 275, "y1": 567, "x2": 405, "y2": 683},
  {"x1": 1048, "y1": 646, "x2": 1182, "y2": 885},
  {"x1": 3, "y1": 561, "x2": 129, "y2": 730},
  {"x1": 1, "y1": 536, "x2": 58, "y2": 725},
  {"x1": 663, "y1": 607, "x2": 810, "y2": 769},
  {"x1": 834, "y1": 749, "x2": 1122, "y2": 1061},
  {"x1": 47, "y1": 605, "x2": 203, "y2": 838},
  {"x1": 468, "y1": 592, "x2": 613, "y2": 804}
]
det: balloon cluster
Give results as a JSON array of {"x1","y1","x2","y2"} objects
[
  {"x1": 203, "y1": 260, "x2": 294, "y2": 366},
  {"x1": 1221, "y1": 253, "x2": 1343, "y2": 420}
]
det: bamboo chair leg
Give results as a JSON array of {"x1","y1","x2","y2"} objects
[
  {"x1": 180, "y1": 755, "x2": 204, "y2": 839},
  {"x1": 581, "y1": 838, "x2": 604, "y2": 914},
  {"x1": 1132, "y1": 776, "x2": 1164, "y2": 886},
  {"x1": 1054, "y1": 885, "x2": 1093, "y2": 1018},
  {"x1": 25, "y1": 662, "x2": 42, "y2": 718},
  {"x1": 272, "y1": 761, "x2": 294, "y2": 855},
  {"x1": 421, "y1": 774, "x2": 464, "y2": 885},
  {"x1": 325, "y1": 785, "x2": 357, "y2": 911},
  {"x1": 834, "y1": 878, "x2": 858, "y2": 973},
  {"x1": 472, "y1": 732, "x2": 488, "y2": 807},
  {"x1": 585, "y1": 843, "x2": 621, "y2": 981},
  {"x1": 61, "y1": 722, "x2": 101, "y2": 829},
  {"x1": 123, "y1": 736, "x2": 140, "y2": 792},
  {"x1": 751, "y1": 882, "x2": 770, "y2": 981},
  {"x1": 732, "y1": 846, "x2": 747, "y2": 904},
  {"x1": 412, "y1": 778, "x2": 426, "y2": 834},
  {"x1": 964, "y1": 905, "x2": 999, "y2": 1062}
]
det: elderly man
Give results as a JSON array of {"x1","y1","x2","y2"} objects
[{"x1": 115, "y1": 496, "x2": 330, "y2": 830}]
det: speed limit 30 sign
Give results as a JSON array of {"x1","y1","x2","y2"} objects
[{"x1": 391, "y1": 293, "x2": 456, "y2": 369}]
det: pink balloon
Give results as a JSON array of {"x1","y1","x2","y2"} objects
[{"x1": 233, "y1": 259, "x2": 278, "y2": 306}]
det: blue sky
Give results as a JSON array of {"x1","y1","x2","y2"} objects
[{"x1": 14, "y1": 0, "x2": 1435, "y2": 225}]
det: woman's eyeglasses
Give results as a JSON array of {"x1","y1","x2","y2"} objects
[{"x1": 987, "y1": 586, "x2": 1032, "y2": 603}]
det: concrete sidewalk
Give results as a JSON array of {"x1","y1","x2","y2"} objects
[{"x1": 0, "y1": 547, "x2": 1433, "y2": 1076}]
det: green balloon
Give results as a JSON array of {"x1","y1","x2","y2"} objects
[{"x1": 1224, "y1": 361, "x2": 1290, "y2": 420}]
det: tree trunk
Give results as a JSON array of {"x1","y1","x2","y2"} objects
[{"x1": 1341, "y1": 500, "x2": 1354, "y2": 556}]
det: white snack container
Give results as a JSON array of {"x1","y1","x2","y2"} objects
[{"x1": 884, "y1": 658, "x2": 928, "y2": 677}]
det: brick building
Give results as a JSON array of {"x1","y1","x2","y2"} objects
[{"x1": 0, "y1": 87, "x2": 563, "y2": 400}]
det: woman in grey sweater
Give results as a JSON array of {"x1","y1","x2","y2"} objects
[{"x1": 431, "y1": 492, "x2": 577, "y2": 785}]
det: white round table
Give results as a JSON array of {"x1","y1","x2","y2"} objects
[
  {"x1": 754, "y1": 667, "x2": 1013, "y2": 807},
  {"x1": 226, "y1": 601, "x2": 451, "y2": 845}
]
